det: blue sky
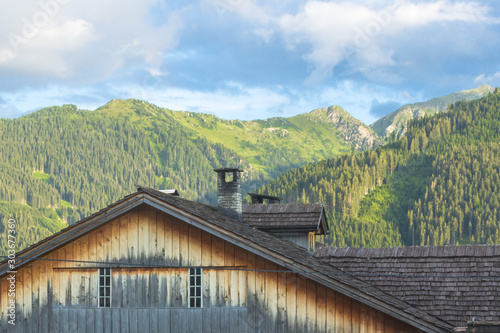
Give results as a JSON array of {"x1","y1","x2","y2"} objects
[{"x1": 0, "y1": 0, "x2": 499, "y2": 124}]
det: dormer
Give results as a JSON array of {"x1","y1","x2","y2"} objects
[{"x1": 242, "y1": 200, "x2": 329, "y2": 253}]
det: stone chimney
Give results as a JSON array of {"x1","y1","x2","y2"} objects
[{"x1": 214, "y1": 167, "x2": 243, "y2": 220}]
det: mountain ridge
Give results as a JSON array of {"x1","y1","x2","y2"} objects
[
  {"x1": 258, "y1": 91, "x2": 500, "y2": 247},
  {"x1": 371, "y1": 84, "x2": 495, "y2": 138},
  {"x1": 0, "y1": 99, "x2": 371, "y2": 255}
]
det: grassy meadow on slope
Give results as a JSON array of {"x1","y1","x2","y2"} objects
[{"x1": 260, "y1": 89, "x2": 500, "y2": 247}]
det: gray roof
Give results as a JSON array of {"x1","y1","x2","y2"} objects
[
  {"x1": 0, "y1": 187, "x2": 453, "y2": 332},
  {"x1": 242, "y1": 203, "x2": 329, "y2": 234},
  {"x1": 315, "y1": 245, "x2": 500, "y2": 328}
]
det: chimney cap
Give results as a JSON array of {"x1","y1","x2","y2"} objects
[
  {"x1": 248, "y1": 193, "x2": 282, "y2": 201},
  {"x1": 248, "y1": 193, "x2": 282, "y2": 204},
  {"x1": 214, "y1": 167, "x2": 244, "y2": 173},
  {"x1": 159, "y1": 189, "x2": 179, "y2": 196}
]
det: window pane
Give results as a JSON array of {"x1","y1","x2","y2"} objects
[
  {"x1": 196, "y1": 276, "x2": 201, "y2": 285},
  {"x1": 106, "y1": 298, "x2": 110, "y2": 307},
  {"x1": 196, "y1": 298, "x2": 201, "y2": 307}
]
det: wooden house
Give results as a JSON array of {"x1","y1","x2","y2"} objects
[{"x1": 0, "y1": 168, "x2": 455, "y2": 332}]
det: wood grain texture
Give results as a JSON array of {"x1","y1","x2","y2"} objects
[{"x1": 0, "y1": 205, "x2": 427, "y2": 333}]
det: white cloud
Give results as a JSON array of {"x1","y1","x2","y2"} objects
[
  {"x1": 0, "y1": 0, "x2": 187, "y2": 82},
  {"x1": 1, "y1": 19, "x2": 96, "y2": 77},
  {"x1": 236, "y1": 1, "x2": 500, "y2": 83},
  {"x1": 129, "y1": 83, "x2": 293, "y2": 120},
  {"x1": 392, "y1": 1, "x2": 498, "y2": 27},
  {"x1": 474, "y1": 72, "x2": 500, "y2": 85}
]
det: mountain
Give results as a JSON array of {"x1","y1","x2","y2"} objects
[
  {"x1": 0, "y1": 99, "x2": 370, "y2": 255},
  {"x1": 307, "y1": 106, "x2": 378, "y2": 149},
  {"x1": 258, "y1": 90, "x2": 500, "y2": 248},
  {"x1": 371, "y1": 84, "x2": 495, "y2": 138}
]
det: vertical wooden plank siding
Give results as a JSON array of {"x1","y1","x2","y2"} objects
[
  {"x1": 164, "y1": 212, "x2": 172, "y2": 264},
  {"x1": 335, "y1": 288, "x2": 344, "y2": 332},
  {"x1": 316, "y1": 284, "x2": 327, "y2": 333},
  {"x1": 385, "y1": 313, "x2": 395, "y2": 333},
  {"x1": 265, "y1": 260, "x2": 278, "y2": 332},
  {"x1": 138, "y1": 206, "x2": 149, "y2": 262},
  {"x1": 306, "y1": 278, "x2": 317, "y2": 333},
  {"x1": 224, "y1": 242, "x2": 236, "y2": 306},
  {"x1": 235, "y1": 246, "x2": 247, "y2": 307},
  {"x1": 178, "y1": 218, "x2": 189, "y2": 266},
  {"x1": 119, "y1": 213, "x2": 129, "y2": 263},
  {"x1": 0, "y1": 205, "x2": 426, "y2": 333},
  {"x1": 326, "y1": 287, "x2": 336, "y2": 332},
  {"x1": 211, "y1": 235, "x2": 225, "y2": 306},
  {"x1": 23, "y1": 265, "x2": 32, "y2": 329},
  {"x1": 254, "y1": 255, "x2": 266, "y2": 330},
  {"x1": 344, "y1": 294, "x2": 352, "y2": 333},
  {"x1": 156, "y1": 209, "x2": 165, "y2": 264},
  {"x1": 285, "y1": 272, "x2": 297, "y2": 332},
  {"x1": 276, "y1": 268, "x2": 287, "y2": 333},
  {"x1": 296, "y1": 274, "x2": 307, "y2": 332},
  {"x1": 170, "y1": 215, "x2": 180, "y2": 266},
  {"x1": 15, "y1": 262, "x2": 23, "y2": 330},
  {"x1": 246, "y1": 252, "x2": 256, "y2": 331},
  {"x1": 128, "y1": 207, "x2": 138, "y2": 262},
  {"x1": 40, "y1": 254, "x2": 48, "y2": 332},
  {"x1": 352, "y1": 299, "x2": 360, "y2": 333},
  {"x1": 148, "y1": 206, "x2": 158, "y2": 264},
  {"x1": 189, "y1": 225, "x2": 202, "y2": 267},
  {"x1": 359, "y1": 302, "x2": 368, "y2": 333}
]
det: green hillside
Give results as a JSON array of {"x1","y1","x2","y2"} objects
[
  {"x1": 371, "y1": 84, "x2": 495, "y2": 138},
  {"x1": 259, "y1": 88, "x2": 500, "y2": 247},
  {"x1": 0, "y1": 99, "x2": 370, "y2": 255}
]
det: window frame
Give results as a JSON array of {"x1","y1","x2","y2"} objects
[
  {"x1": 98, "y1": 267, "x2": 111, "y2": 308},
  {"x1": 308, "y1": 232, "x2": 316, "y2": 252},
  {"x1": 188, "y1": 267, "x2": 203, "y2": 308}
]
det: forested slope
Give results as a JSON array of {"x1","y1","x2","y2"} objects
[
  {"x1": 259, "y1": 89, "x2": 500, "y2": 247},
  {"x1": 0, "y1": 99, "x2": 366, "y2": 254}
]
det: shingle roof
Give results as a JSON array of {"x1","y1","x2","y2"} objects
[
  {"x1": 242, "y1": 203, "x2": 328, "y2": 234},
  {"x1": 137, "y1": 187, "x2": 450, "y2": 332},
  {"x1": 0, "y1": 188, "x2": 453, "y2": 332},
  {"x1": 315, "y1": 245, "x2": 500, "y2": 328}
]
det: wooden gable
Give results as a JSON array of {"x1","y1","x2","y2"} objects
[{"x1": 0, "y1": 189, "x2": 452, "y2": 332}]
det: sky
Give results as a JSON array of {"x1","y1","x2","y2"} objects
[{"x1": 0, "y1": 0, "x2": 499, "y2": 124}]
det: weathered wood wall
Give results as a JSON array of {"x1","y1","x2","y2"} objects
[{"x1": 1, "y1": 204, "x2": 423, "y2": 332}]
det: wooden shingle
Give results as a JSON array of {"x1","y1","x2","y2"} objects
[{"x1": 316, "y1": 245, "x2": 500, "y2": 328}]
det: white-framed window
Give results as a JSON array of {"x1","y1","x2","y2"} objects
[
  {"x1": 98, "y1": 268, "x2": 111, "y2": 308},
  {"x1": 189, "y1": 268, "x2": 202, "y2": 308}
]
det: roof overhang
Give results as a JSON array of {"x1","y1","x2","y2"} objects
[{"x1": 0, "y1": 190, "x2": 451, "y2": 333}]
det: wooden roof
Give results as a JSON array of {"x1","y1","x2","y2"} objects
[
  {"x1": 0, "y1": 187, "x2": 453, "y2": 332},
  {"x1": 315, "y1": 245, "x2": 500, "y2": 328},
  {"x1": 242, "y1": 203, "x2": 329, "y2": 234}
]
